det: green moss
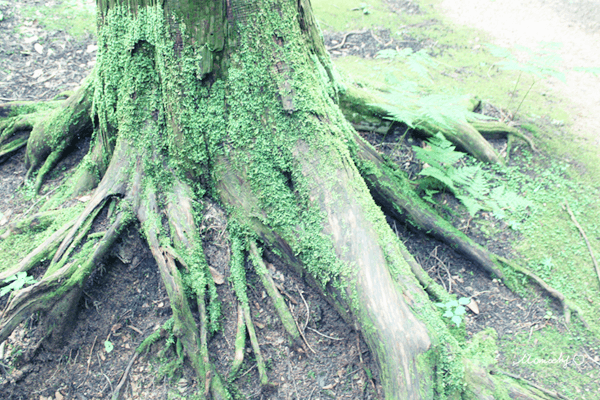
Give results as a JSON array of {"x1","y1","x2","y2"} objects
[
  {"x1": 0, "y1": 204, "x2": 84, "y2": 273},
  {"x1": 64, "y1": 2, "x2": 512, "y2": 397}
]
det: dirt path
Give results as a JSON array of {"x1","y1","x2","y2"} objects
[{"x1": 439, "y1": 0, "x2": 600, "y2": 149}]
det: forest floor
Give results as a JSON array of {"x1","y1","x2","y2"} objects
[{"x1": 0, "y1": 0, "x2": 599, "y2": 399}]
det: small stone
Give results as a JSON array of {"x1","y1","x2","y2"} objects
[
  {"x1": 55, "y1": 391, "x2": 64, "y2": 400},
  {"x1": 34, "y1": 43, "x2": 44, "y2": 54}
]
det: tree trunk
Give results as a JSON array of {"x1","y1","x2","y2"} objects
[{"x1": 0, "y1": 1, "x2": 565, "y2": 399}]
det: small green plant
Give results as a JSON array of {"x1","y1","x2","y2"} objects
[
  {"x1": 544, "y1": 310, "x2": 557, "y2": 321},
  {"x1": 435, "y1": 297, "x2": 471, "y2": 326},
  {"x1": 413, "y1": 133, "x2": 532, "y2": 217},
  {"x1": 540, "y1": 257, "x2": 554, "y2": 275},
  {"x1": 104, "y1": 340, "x2": 114, "y2": 353},
  {"x1": 1, "y1": 272, "x2": 37, "y2": 297}
]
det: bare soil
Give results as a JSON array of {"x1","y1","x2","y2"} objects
[{"x1": 0, "y1": 1, "x2": 598, "y2": 399}]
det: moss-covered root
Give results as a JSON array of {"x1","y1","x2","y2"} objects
[
  {"x1": 340, "y1": 86, "x2": 503, "y2": 164},
  {"x1": 242, "y1": 302, "x2": 270, "y2": 386},
  {"x1": 461, "y1": 330, "x2": 561, "y2": 400},
  {"x1": 470, "y1": 119, "x2": 536, "y2": 157},
  {"x1": 0, "y1": 103, "x2": 49, "y2": 163},
  {"x1": 497, "y1": 256, "x2": 583, "y2": 325},
  {"x1": 0, "y1": 115, "x2": 31, "y2": 163},
  {"x1": 397, "y1": 242, "x2": 451, "y2": 303},
  {"x1": 0, "y1": 210, "x2": 125, "y2": 347},
  {"x1": 0, "y1": 212, "x2": 74, "y2": 282},
  {"x1": 23, "y1": 79, "x2": 94, "y2": 193},
  {"x1": 249, "y1": 241, "x2": 302, "y2": 345},
  {"x1": 230, "y1": 303, "x2": 246, "y2": 379},
  {"x1": 352, "y1": 133, "x2": 581, "y2": 320},
  {"x1": 0, "y1": 210, "x2": 59, "y2": 240},
  {"x1": 465, "y1": 360, "x2": 560, "y2": 400},
  {"x1": 139, "y1": 189, "x2": 231, "y2": 400}
]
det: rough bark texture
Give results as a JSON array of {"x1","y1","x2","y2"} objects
[{"x1": 0, "y1": 1, "x2": 565, "y2": 399}]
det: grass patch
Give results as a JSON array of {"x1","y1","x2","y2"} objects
[{"x1": 20, "y1": 0, "x2": 96, "y2": 39}]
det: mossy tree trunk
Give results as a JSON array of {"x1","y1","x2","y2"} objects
[{"x1": 0, "y1": 1, "x2": 570, "y2": 399}]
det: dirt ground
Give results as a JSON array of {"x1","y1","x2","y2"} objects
[
  {"x1": 439, "y1": 0, "x2": 600, "y2": 149},
  {"x1": 0, "y1": 1, "x2": 599, "y2": 399}
]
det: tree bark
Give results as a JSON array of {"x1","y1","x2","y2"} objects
[{"x1": 0, "y1": 1, "x2": 563, "y2": 399}]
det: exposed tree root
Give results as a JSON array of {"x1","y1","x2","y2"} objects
[
  {"x1": 340, "y1": 85, "x2": 537, "y2": 164},
  {"x1": 397, "y1": 241, "x2": 451, "y2": 303},
  {"x1": 0, "y1": 211, "x2": 74, "y2": 283},
  {"x1": 0, "y1": 210, "x2": 59, "y2": 240},
  {"x1": 0, "y1": 209, "x2": 126, "y2": 346},
  {"x1": 491, "y1": 369, "x2": 573, "y2": 400},
  {"x1": 230, "y1": 303, "x2": 246, "y2": 379},
  {"x1": 0, "y1": 111, "x2": 37, "y2": 164},
  {"x1": 249, "y1": 241, "x2": 302, "y2": 346},
  {"x1": 351, "y1": 132, "x2": 583, "y2": 322},
  {"x1": 243, "y1": 302, "x2": 270, "y2": 386},
  {"x1": 470, "y1": 119, "x2": 536, "y2": 154},
  {"x1": 22, "y1": 79, "x2": 94, "y2": 193},
  {"x1": 0, "y1": 100, "x2": 66, "y2": 164},
  {"x1": 0, "y1": 2, "x2": 579, "y2": 397},
  {"x1": 0, "y1": 137, "x2": 28, "y2": 164},
  {"x1": 564, "y1": 201, "x2": 600, "y2": 290}
]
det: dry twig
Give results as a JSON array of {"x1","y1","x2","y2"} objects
[
  {"x1": 564, "y1": 201, "x2": 600, "y2": 287},
  {"x1": 326, "y1": 29, "x2": 368, "y2": 50}
]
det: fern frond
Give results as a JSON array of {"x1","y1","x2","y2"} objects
[
  {"x1": 456, "y1": 195, "x2": 483, "y2": 216},
  {"x1": 466, "y1": 170, "x2": 490, "y2": 200},
  {"x1": 451, "y1": 165, "x2": 480, "y2": 186},
  {"x1": 418, "y1": 167, "x2": 456, "y2": 191}
]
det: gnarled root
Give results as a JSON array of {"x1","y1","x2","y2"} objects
[
  {"x1": 23, "y1": 79, "x2": 94, "y2": 193},
  {"x1": 339, "y1": 85, "x2": 535, "y2": 164},
  {"x1": 0, "y1": 101, "x2": 59, "y2": 164},
  {"x1": 217, "y1": 141, "x2": 436, "y2": 398},
  {"x1": 351, "y1": 132, "x2": 582, "y2": 321},
  {"x1": 249, "y1": 241, "x2": 302, "y2": 346},
  {"x1": 0, "y1": 209, "x2": 127, "y2": 347}
]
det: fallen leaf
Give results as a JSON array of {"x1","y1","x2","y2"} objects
[
  {"x1": 86, "y1": 44, "x2": 98, "y2": 53},
  {"x1": 55, "y1": 390, "x2": 64, "y2": 400},
  {"x1": 77, "y1": 195, "x2": 92, "y2": 202},
  {"x1": 322, "y1": 383, "x2": 336, "y2": 390},
  {"x1": 32, "y1": 69, "x2": 43, "y2": 79},
  {"x1": 34, "y1": 43, "x2": 44, "y2": 54},
  {"x1": 209, "y1": 266, "x2": 224, "y2": 285},
  {"x1": 467, "y1": 299, "x2": 480, "y2": 315}
]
